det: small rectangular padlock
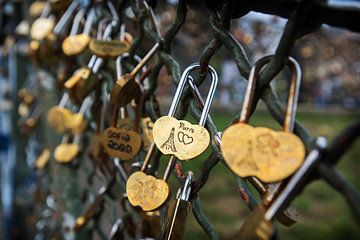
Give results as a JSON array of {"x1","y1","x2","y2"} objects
[{"x1": 160, "y1": 171, "x2": 193, "y2": 240}]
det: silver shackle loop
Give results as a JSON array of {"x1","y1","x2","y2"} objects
[
  {"x1": 168, "y1": 63, "x2": 218, "y2": 126},
  {"x1": 179, "y1": 171, "x2": 194, "y2": 201}
]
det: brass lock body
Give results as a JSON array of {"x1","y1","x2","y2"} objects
[
  {"x1": 160, "y1": 171, "x2": 193, "y2": 240},
  {"x1": 64, "y1": 67, "x2": 97, "y2": 105}
]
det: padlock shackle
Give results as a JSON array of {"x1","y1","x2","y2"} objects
[
  {"x1": 114, "y1": 158, "x2": 128, "y2": 184},
  {"x1": 88, "y1": 20, "x2": 115, "y2": 68},
  {"x1": 239, "y1": 55, "x2": 301, "y2": 133},
  {"x1": 284, "y1": 57, "x2": 301, "y2": 132},
  {"x1": 187, "y1": 77, "x2": 224, "y2": 146},
  {"x1": 97, "y1": 18, "x2": 118, "y2": 40},
  {"x1": 179, "y1": 171, "x2": 194, "y2": 201},
  {"x1": 40, "y1": 3, "x2": 51, "y2": 18},
  {"x1": 168, "y1": 63, "x2": 218, "y2": 126},
  {"x1": 119, "y1": 24, "x2": 125, "y2": 41},
  {"x1": 116, "y1": 53, "x2": 143, "y2": 79},
  {"x1": 239, "y1": 56, "x2": 270, "y2": 124},
  {"x1": 106, "y1": 0, "x2": 120, "y2": 20},
  {"x1": 69, "y1": 8, "x2": 86, "y2": 36},
  {"x1": 131, "y1": 43, "x2": 160, "y2": 77},
  {"x1": 264, "y1": 137, "x2": 327, "y2": 221},
  {"x1": 142, "y1": 0, "x2": 161, "y2": 37},
  {"x1": 59, "y1": 92, "x2": 70, "y2": 107},
  {"x1": 140, "y1": 142, "x2": 156, "y2": 173},
  {"x1": 53, "y1": 1, "x2": 79, "y2": 35},
  {"x1": 83, "y1": 8, "x2": 95, "y2": 35}
]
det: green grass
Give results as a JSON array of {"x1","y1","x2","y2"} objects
[{"x1": 162, "y1": 110, "x2": 360, "y2": 240}]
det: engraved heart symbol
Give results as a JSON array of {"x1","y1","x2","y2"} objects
[
  {"x1": 177, "y1": 131, "x2": 193, "y2": 145},
  {"x1": 126, "y1": 171, "x2": 169, "y2": 211},
  {"x1": 101, "y1": 127, "x2": 141, "y2": 160},
  {"x1": 153, "y1": 116, "x2": 210, "y2": 160},
  {"x1": 221, "y1": 123, "x2": 305, "y2": 183}
]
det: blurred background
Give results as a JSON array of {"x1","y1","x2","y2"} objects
[{"x1": 0, "y1": 0, "x2": 360, "y2": 239}]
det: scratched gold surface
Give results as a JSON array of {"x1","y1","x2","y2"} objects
[
  {"x1": 126, "y1": 171, "x2": 169, "y2": 211},
  {"x1": 153, "y1": 116, "x2": 210, "y2": 160},
  {"x1": 221, "y1": 123, "x2": 305, "y2": 183}
]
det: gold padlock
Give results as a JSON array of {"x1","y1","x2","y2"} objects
[
  {"x1": 29, "y1": 1, "x2": 47, "y2": 17},
  {"x1": 64, "y1": 66, "x2": 97, "y2": 105},
  {"x1": 221, "y1": 55, "x2": 305, "y2": 183},
  {"x1": 110, "y1": 43, "x2": 160, "y2": 107},
  {"x1": 152, "y1": 63, "x2": 218, "y2": 161},
  {"x1": 101, "y1": 57, "x2": 143, "y2": 160},
  {"x1": 89, "y1": 39, "x2": 129, "y2": 58},
  {"x1": 62, "y1": 9, "x2": 94, "y2": 56},
  {"x1": 160, "y1": 171, "x2": 193, "y2": 240},
  {"x1": 126, "y1": 63, "x2": 218, "y2": 212},
  {"x1": 30, "y1": 17, "x2": 55, "y2": 41}
]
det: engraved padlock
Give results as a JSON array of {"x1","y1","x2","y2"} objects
[
  {"x1": 152, "y1": 63, "x2": 218, "y2": 161},
  {"x1": 126, "y1": 64, "x2": 218, "y2": 212},
  {"x1": 161, "y1": 171, "x2": 193, "y2": 240},
  {"x1": 110, "y1": 42, "x2": 159, "y2": 107},
  {"x1": 101, "y1": 53, "x2": 145, "y2": 160},
  {"x1": 89, "y1": 21, "x2": 129, "y2": 58},
  {"x1": 64, "y1": 19, "x2": 116, "y2": 104},
  {"x1": 62, "y1": 8, "x2": 94, "y2": 56},
  {"x1": 221, "y1": 55, "x2": 305, "y2": 183}
]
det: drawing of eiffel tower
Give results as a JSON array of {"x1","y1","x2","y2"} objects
[{"x1": 161, "y1": 127, "x2": 177, "y2": 152}]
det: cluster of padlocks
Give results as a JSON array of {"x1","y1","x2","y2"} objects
[{"x1": 6, "y1": 0, "x2": 359, "y2": 239}]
